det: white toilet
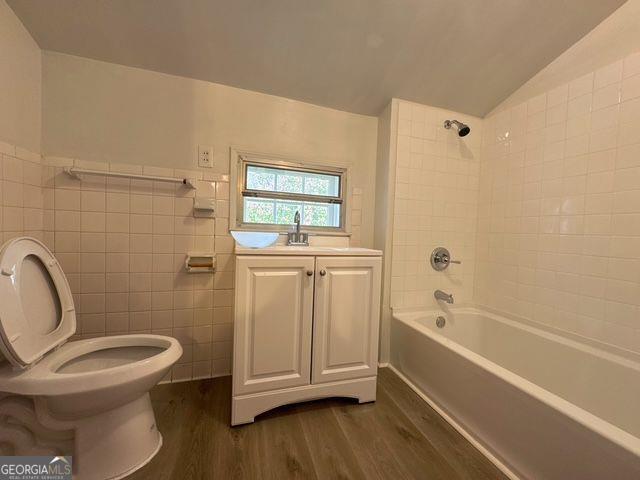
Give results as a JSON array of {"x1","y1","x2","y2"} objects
[{"x1": 0, "y1": 237, "x2": 182, "y2": 479}]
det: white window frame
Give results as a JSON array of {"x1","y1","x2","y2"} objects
[{"x1": 230, "y1": 148, "x2": 351, "y2": 235}]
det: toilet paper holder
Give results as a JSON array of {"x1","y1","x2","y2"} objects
[{"x1": 185, "y1": 253, "x2": 216, "y2": 273}]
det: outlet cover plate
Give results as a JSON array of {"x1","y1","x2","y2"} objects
[{"x1": 198, "y1": 145, "x2": 213, "y2": 168}]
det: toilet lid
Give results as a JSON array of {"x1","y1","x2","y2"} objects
[{"x1": 0, "y1": 237, "x2": 76, "y2": 368}]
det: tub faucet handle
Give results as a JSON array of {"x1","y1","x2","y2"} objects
[
  {"x1": 430, "y1": 247, "x2": 461, "y2": 271},
  {"x1": 446, "y1": 255, "x2": 461, "y2": 265}
]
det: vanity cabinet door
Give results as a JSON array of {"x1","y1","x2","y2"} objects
[
  {"x1": 312, "y1": 256, "x2": 381, "y2": 384},
  {"x1": 233, "y1": 256, "x2": 315, "y2": 395}
]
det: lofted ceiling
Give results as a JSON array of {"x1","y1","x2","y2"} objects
[{"x1": 8, "y1": 0, "x2": 627, "y2": 117}]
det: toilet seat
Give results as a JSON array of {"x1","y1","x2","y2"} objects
[
  {"x1": 0, "y1": 334, "x2": 181, "y2": 397},
  {"x1": 0, "y1": 237, "x2": 76, "y2": 368},
  {"x1": 0, "y1": 237, "x2": 182, "y2": 400}
]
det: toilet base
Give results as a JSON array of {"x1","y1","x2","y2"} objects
[
  {"x1": 72, "y1": 393, "x2": 161, "y2": 480},
  {"x1": 32, "y1": 393, "x2": 162, "y2": 480},
  {"x1": 109, "y1": 432, "x2": 162, "y2": 480}
]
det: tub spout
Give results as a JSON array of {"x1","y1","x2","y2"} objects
[{"x1": 434, "y1": 290, "x2": 454, "y2": 304}]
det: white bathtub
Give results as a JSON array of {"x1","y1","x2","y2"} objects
[{"x1": 390, "y1": 307, "x2": 640, "y2": 480}]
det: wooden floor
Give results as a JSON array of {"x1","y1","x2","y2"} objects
[{"x1": 130, "y1": 368, "x2": 507, "y2": 480}]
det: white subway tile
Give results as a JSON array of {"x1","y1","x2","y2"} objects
[{"x1": 569, "y1": 72, "x2": 594, "y2": 99}]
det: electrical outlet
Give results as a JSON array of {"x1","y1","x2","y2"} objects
[{"x1": 198, "y1": 145, "x2": 213, "y2": 168}]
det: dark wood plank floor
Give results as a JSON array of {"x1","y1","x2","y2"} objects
[{"x1": 130, "y1": 368, "x2": 507, "y2": 480}]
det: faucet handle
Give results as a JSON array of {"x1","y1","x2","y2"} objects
[
  {"x1": 430, "y1": 247, "x2": 461, "y2": 271},
  {"x1": 447, "y1": 257, "x2": 461, "y2": 265}
]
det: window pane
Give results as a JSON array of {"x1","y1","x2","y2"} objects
[
  {"x1": 303, "y1": 203, "x2": 331, "y2": 227},
  {"x1": 276, "y1": 173, "x2": 303, "y2": 193},
  {"x1": 243, "y1": 197, "x2": 340, "y2": 228},
  {"x1": 246, "y1": 166, "x2": 276, "y2": 191},
  {"x1": 275, "y1": 202, "x2": 301, "y2": 224},
  {"x1": 304, "y1": 173, "x2": 339, "y2": 196},
  {"x1": 244, "y1": 199, "x2": 275, "y2": 224},
  {"x1": 246, "y1": 165, "x2": 340, "y2": 198}
]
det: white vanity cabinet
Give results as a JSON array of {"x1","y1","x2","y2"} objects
[{"x1": 232, "y1": 247, "x2": 382, "y2": 425}]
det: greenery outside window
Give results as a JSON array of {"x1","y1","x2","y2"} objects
[{"x1": 232, "y1": 152, "x2": 348, "y2": 234}]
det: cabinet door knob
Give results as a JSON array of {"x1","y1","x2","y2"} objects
[
  {"x1": 306, "y1": 270, "x2": 313, "y2": 276},
  {"x1": 319, "y1": 269, "x2": 326, "y2": 276}
]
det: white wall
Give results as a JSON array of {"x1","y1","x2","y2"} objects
[
  {"x1": 0, "y1": 0, "x2": 41, "y2": 152},
  {"x1": 36, "y1": 51, "x2": 379, "y2": 381},
  {"x1": 42, "y1": 52, "x2": 379, "y2": 246},
  {"x1": 493, "y1": 0, "x2": 640, "y2": 114}
]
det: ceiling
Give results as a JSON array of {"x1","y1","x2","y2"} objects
[{"x1": 8, "y1": 0, "x2": 627, "y2": 117}]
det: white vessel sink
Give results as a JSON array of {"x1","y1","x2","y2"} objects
[{"x1": 230, "y1": 231, "x2": 279, "y2": 248}]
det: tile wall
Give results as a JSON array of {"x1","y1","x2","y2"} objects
[
  {"x1": 41, "y1": 157, "x2": 234, "y2": 381},
  {"x1": 389, "y1": 100, "x2": 482, "y2": 309},
  {"x1": 0, "y1": 142, "x2": 366, "y2": 380},
  {"x1": 0, "y1": 141, "x2": 43, "y2": 243},
  {"x1": 476, "y1": 51, "x2": 640, "y2": 352}
]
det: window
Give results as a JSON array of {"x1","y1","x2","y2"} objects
[{"x1": 233, "y1": 153, "x2": 348, "y2": 233}]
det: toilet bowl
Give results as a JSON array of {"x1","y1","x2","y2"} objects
[{"x1": 0, "y1": 237, "x2": 182, "y2": 479}]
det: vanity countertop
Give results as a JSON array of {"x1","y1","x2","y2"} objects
[{"x1": 234, "y1": 245, "x2": 382, "y2": 256}]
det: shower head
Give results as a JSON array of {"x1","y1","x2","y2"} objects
[{"x1": 444, "y1": 119, "x2": 471, "y2": 137}]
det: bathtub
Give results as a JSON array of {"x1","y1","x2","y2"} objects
[{"x1": 390, "y1": 307, "x2": 640, "y2": 480}]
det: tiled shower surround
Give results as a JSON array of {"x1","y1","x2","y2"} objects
[
  {"x1": 389, "y1": 101, "x2": 482, "y2": 309},
  {"x1": 476, "y1": 51, "x2": 640, "y2": 352},
  {"x1": 0, "y1": 144, "x2": 366, "y2": 380},
  {"x1": 387, "y1": 51, "x2": 640, "y2": 354}
]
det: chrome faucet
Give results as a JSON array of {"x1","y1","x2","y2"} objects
[
  {"x1": 294, "y1": 211, "x2": 301, "y2": 234},
  {"x1": 287, "y1": 211, "x2": 309, "y2": 246},
  {"x1": 434, "y1": 290, "x2": 454, "y2": 304}
]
